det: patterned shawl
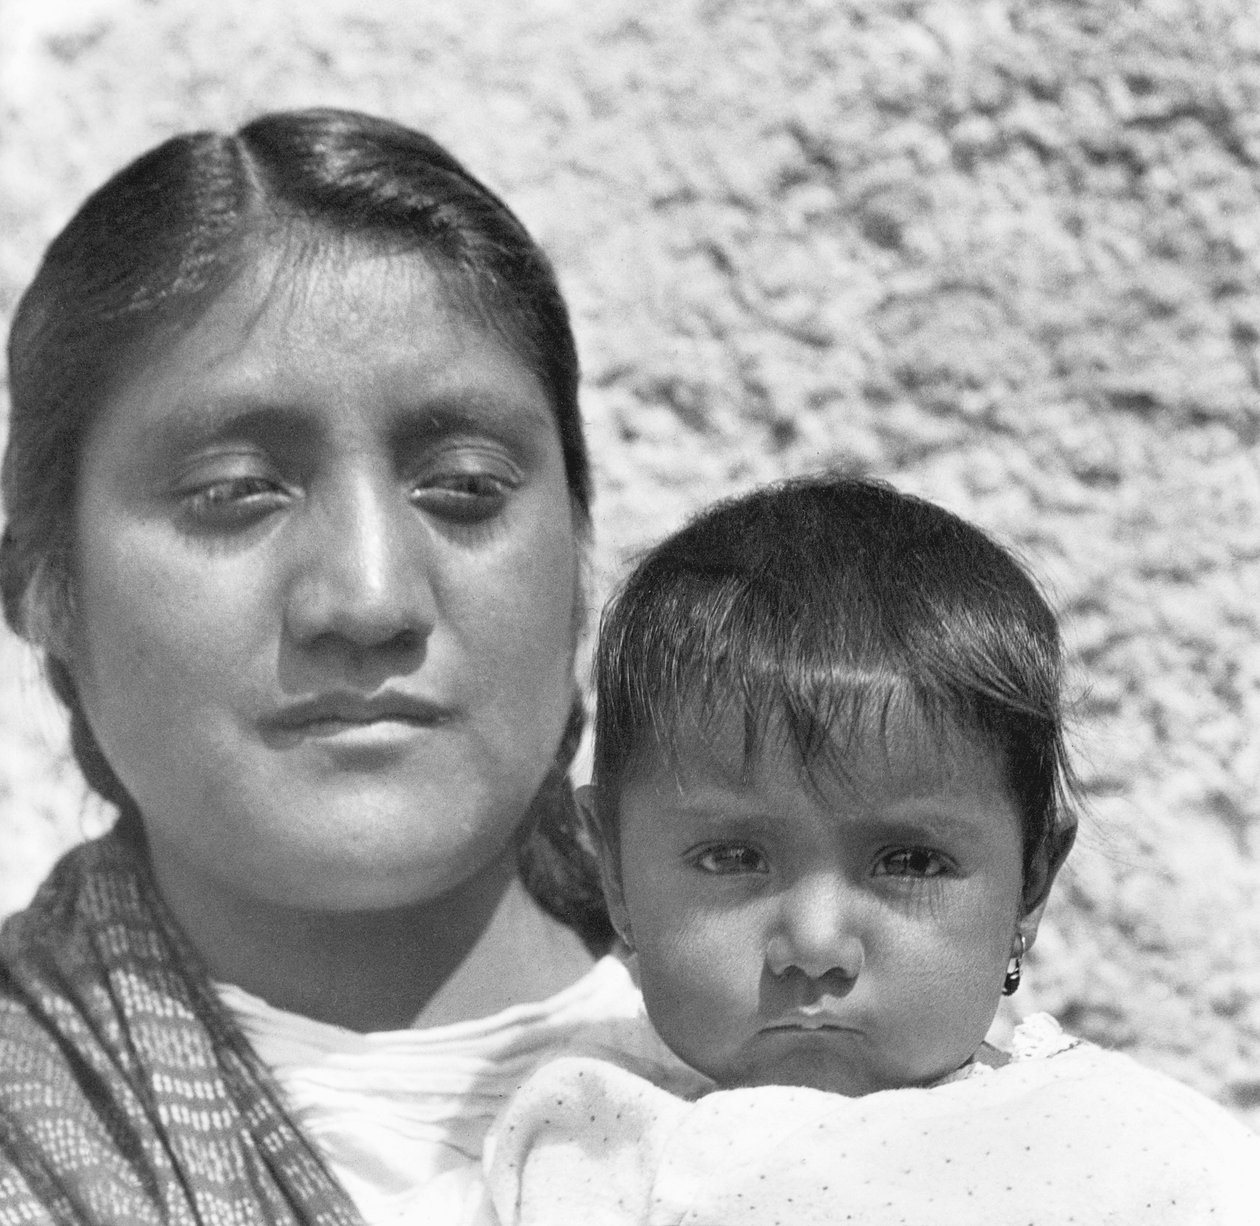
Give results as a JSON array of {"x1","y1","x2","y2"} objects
[{"x1": 0, "y1": 830, "x2": 365, "y2": 1226}]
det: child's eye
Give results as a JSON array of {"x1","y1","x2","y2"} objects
[
  {"x1": 690, "y1": 844, "x2": 769, "y2": 876},
  {"x1": 874, "y1": 847, "x2": 950, "y2": 879}
]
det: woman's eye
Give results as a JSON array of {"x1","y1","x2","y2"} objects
[
  {"x1": 181, "y1": 474, "x2": 288, "y2": 530},
  {"x1": 691, "y1": 844, "x2": 769, "y2": 876},
  {"x1": 410, "y1": 460, "x2": 519, "y2": 524},
  {"x1": 874, "y1": 847, "x2": 950, "y2": 879}
]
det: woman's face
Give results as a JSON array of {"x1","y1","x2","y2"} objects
[{"x1": 69, "y1": 244, "x2": 582, "y2": 914}]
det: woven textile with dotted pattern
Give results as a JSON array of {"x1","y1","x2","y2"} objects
[{"x1": 0, "y1": 831, "x2": 364, "y2": 1225}]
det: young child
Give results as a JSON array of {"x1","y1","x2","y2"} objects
[{"x1": 481, "y1": 475, "x2": 1259, "y2": 1226}]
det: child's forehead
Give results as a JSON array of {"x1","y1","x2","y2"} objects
[
  {"x1": 632, "y1": 697, "x2": 1004, "y2": 801},
  {"x1": 621, "y1": 709, "x2": 1020, "y2": 855}
]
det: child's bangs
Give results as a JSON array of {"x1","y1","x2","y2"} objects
[
  {"x1": 655, "y1": 658, "x2": 979, "y2": 788},
  {"x1": 619, "y1": 573, "x2": 985, "y2": 786}
]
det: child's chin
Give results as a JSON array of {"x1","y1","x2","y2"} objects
[
  {"x1": 720, "y1": 1032, "x2": 968, "y2": 1097},
  {"x1": 728, "y1": 1045, "x2": 895, "y2": 1097}
]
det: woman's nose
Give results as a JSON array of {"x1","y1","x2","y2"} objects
[
  {"x1": 765, "y1": 878, "x2": 865, "y2": 985},
  {"x1": 283, "y1": 475, "x2": 437, "y2": 651}
]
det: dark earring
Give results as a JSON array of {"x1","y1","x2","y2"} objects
[{"x1": 1002, "y1": 933, "x2": 1026, "y2": 996}]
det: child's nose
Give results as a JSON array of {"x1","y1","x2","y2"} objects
[{"x1": 765, "y1": 878, "x2": 865, "y2": 984}]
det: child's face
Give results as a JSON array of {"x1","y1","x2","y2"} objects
[{"x1": 602, "y1": 708, "x2": 1036, "y2": 1096}]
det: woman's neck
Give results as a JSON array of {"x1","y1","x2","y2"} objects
[{"x1": 151, "y1": 846, "x2": 598, "y2": 1032}]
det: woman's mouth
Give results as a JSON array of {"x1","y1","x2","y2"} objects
[{"x1": 261, "y1": 691, "x2": 453, "y2": 747}]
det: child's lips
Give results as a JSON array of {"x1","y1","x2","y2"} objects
[{"x1": 762, "y1": 1007, "x2": 859, "y2": 1034}]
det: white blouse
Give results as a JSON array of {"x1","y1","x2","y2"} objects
[{"x1": 219, "y1": 956, "x2": 697, "y2": 1225}]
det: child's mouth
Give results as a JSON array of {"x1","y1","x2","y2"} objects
[{"x1": 763, "y1": 1009, "x2": 857, "y2": 1033}]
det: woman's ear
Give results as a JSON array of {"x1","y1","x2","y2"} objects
[
  {"x1": 16, "y1": 554, "x2": 76, "y2": 665},
  {"x1": 1018, "y1": 820, "x2": 1077, "y2": 950},
  {"x1": 574, "y1": 784, "x2": 633, "y2": 952}
]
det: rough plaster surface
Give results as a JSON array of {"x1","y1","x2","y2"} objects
[{"x1": 1, "y1": 0, "x2": 1257, "y2": 1127}]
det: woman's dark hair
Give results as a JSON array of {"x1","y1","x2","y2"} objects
[
  {"x1": 1, "y1": 107, "x2": 608, "y2": 948},
  {"x1": 592, "y1": 474, "x2": 1077, "y2": 895}
]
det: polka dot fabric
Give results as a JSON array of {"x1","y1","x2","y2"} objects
[{"x1": 487, "y1": 1016, "x2": 1260, "y2": 1225}]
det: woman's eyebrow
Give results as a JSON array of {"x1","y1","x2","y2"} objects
[
  {"x1": 389, "y1": 395, "x2": 556, "y2": 441},
  {"x1": 148, "y1": 391, "x2": 555, "y2": 449},
  {"x1": 149, "y1": 397, "x2": 316, "y2": 449}
]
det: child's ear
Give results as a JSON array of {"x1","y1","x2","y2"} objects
[
  {"x1": 574, "y1": 784, "x2": 633, "y2": 952},
  {"x1": 1017, "y1": 820, "x2": 1077, "y2": 950}
]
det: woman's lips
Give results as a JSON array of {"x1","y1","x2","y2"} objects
[{"x1": 261, "y1": 691, "x2": 453, "y2": 746}]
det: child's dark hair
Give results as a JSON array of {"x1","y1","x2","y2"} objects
[{"x1": 591, "y1": 474, "x2": 1076, "y2": 893}]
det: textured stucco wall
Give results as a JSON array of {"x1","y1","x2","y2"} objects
[{"x1": 2, "y1": 0, "x2": 1257, "y2": 1127}]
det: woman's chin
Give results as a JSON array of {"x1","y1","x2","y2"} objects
[{"x1": 145, "y1": 799, "x2": 521, "y2": 918}]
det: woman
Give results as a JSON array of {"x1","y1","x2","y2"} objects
[{"x1": 0, "y1": 108, "x2": 689, "y2": 1224}]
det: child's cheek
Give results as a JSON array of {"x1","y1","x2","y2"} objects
[{"x1": 654, "y1": 908, "x2": 760, "y2": 1049}]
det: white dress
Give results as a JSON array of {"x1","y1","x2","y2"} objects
[
  {"x1": 485, "y1": 1013, "x2": 1260, "y2": 1226},
  {"x1": 219, "y1": 956, "x2": 702, "y2": 1225}
]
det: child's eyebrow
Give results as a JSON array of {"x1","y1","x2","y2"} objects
[
  {"x1": 645, "y1": 788, "x2": 783, "y2": 833},
  {"x1": 657, "y1": 786, "x2": 1003, "y2": 846},
  {"x1": 849, "y1": 808, "x2": 995, "y2": 846}
]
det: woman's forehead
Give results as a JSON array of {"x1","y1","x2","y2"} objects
[
  {"x1": 116, "y1": 229, "x2": 460, "y2": 369},
  {"x1": 86, "y1": 241, "x2": 542, "y2": 441},
  {"x1": 211, "y1": 235, "x2": 458, "y2": 343}
]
